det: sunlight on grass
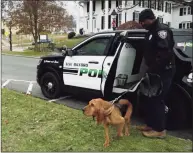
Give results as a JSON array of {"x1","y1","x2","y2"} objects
[{"x1": 2, "y1": 89, "x2": 192, "y2": 152}]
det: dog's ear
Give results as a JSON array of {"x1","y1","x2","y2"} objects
[
  {"x1": 90, "y1": 99, "x2": 105, "y2": 124},
  {"x1": 96, "y1": 108, "x2": 105, "y2": 125}
]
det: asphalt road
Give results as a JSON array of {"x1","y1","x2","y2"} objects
[
  {"x1": 2, "y1": 55, "x2": 39, "y2": 81},
  {"x1": 2, "y1": 55, "x2": 192, "y2": 141}
]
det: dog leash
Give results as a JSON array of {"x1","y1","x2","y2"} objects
[
  {"x1": 110, "y1": 77, "x2": 145, "y2": 104},
  {"x1": 109, "y1": 76, "x2": 169, "y2": 113}
]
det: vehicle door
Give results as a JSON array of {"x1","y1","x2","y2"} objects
[
  {"x1": 63, "y1": 33, "x2": 115, "y2": 90},
  {"x1": 101, "y1": 31, "x2": 148, "y2": 96}
]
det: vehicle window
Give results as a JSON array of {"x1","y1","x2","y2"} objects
[
  {"x1": 75, "y1": 37, "x2": 110, "y2": 56},
  {"x1": 174, "y1": 35, "x2": 192, "y2": 58}
]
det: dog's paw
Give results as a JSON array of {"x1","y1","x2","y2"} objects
[
  {"x1": 117, "y1": 133, "x2": 123, "y2": 137},
  {"x1": 125, "y1": 132, "x2": 130, "y2": 136},
  {"x1": 103, "y1": 142, "x2": 109, "y2": 148}
]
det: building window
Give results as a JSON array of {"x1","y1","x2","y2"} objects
[
  {"x1": 101, "y1": 16, "x2": 104, "y2": 29},
  {"x1": 108, "y1": 15, "x2": 111, "y2": 29},
  {"x1": 101, "y1": 0, "x2": 105, "y2": 10},
  {"x1": 165, "y1": 2, "x2": 171, "y2": 13},
  {"x1": 182, "y1": 23, "x2": 186, "y2": 29},
  {"x1": 87, "y1": 2, "x2": 89, "y2": 12},
  {"x1": 187, "y1": 22, "x2": 190, "y2": 29},
  {"x1": 188, "y1": 7, "x2": 191, "y2": 14},
  {"x1": 148, "y1": 0, "x2": 151, "y2": 8},
  {"x1": 125, "y1": 0, "x2": 128, "y2": 6},
  {"x1": 133, "y1": 0, "x2": 135, "y2": 5},
  {"x1": 93, "y1": 0, "x2": 96, "y2": 12},
  {"x1": 179, "y1": 22, "x2": 193, "y2": 29},
  {"x1": 134, "y1": 0, "x2": 140, "y2": 6},
  {"x1": 151, "y1": 0, "x2": 156, "y2": 9},
  {"x1": 168, "y1": 3, "x2": 171, "y2": 14},
  {"x1": 141, "y1": 0, "x2": 144, "y2": 7},
  {"x1": 87, "y1": 20, "x2": 89, "y2": 29},
  {"x1": 139, "y1": 0, "x2": 141, "y2": 6},
  {"x1": 165, "y1": 2, "x2": 168, "y2": 12},
  {"x1": 158, "y1": 16, "x2": 163, "y2": 23},
  {"x1": 116, "y1": 0, "x2": 118, "y2": 7},
  {"x1": 183, "y1": 8, "x2": 186, "y2": 15},
  {"x1": 125, "y1": 12, "x2": 127, "y2": 22},
  {"x1": 133, "y1": 11, "x2": 139, "y2": 22},
  {"x1": 118, "y1": 14, "x2": 122, "y2": 26},
  {"x1": 108, "y1": 0, "x2": 111, "y2": 9},
  {"x1": 158, "y1": 0, "x2": 163, "y2": 11},
  {"x1": 179, "y1": 23, "x2": 182, "y2": 29},
  {"x1": 180, "y1": 8, "x2": 183, "y2": 16},
  {"x1": 144, "y1": 0, "x2": 148, "y2": 8},
  {"x1": 180, "y1": 7, "x2": 187, "y2": 16},
  {"x1": 118, "y1": 0, "x2": 122, "y2": 6},
  {"x1": 116, "y1": 0, "x2": 122, "y2": 7}
]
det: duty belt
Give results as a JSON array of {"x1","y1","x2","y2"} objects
[{"x1": 165, "y1": 62, "x2": 174, "y2": 70}]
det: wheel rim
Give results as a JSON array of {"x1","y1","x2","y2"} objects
[{"x1": 42, "y1": 77, "x2": 57, "y2": 97}]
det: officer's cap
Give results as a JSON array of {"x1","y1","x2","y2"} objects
[{"x1": 139, "y1": 9, "x2": 155, "y2": 22}]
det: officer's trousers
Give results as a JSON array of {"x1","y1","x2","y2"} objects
[{"x1": 142, "y1": 67, "x2": 176, "y2": 132}]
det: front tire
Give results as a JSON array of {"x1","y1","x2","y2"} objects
[{"x1": 40, "y1": 72, "x2": 61, "y2": 99}]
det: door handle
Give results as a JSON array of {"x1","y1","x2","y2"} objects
[
  {"x1": 88, "y1": 61, "x2": 99, "y2": 64},
  {"x1": 107, "y1": 63, "x2": 111, "y2": 66}
]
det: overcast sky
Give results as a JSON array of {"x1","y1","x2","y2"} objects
[
  {"x1": 65, "y1": 1, "x2": 84, "y2": 18},
  {"x1": 64, "y1": 1, "x2": 84, "y2": 27}
]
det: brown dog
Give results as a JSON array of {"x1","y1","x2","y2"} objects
[{"x1": 82, "y1": 98, "x2": 133, "y2": 147}]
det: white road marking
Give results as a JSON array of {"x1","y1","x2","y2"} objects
[
  {"x1": 11, "y1": 79, "x2": 36, "y2": 83},
  {"x1": 26, "y1": 82, "x2": 34, "y2": 95},
  {"x1": 2, "y1": 79, "x2": 11, "y2": 88},
  {"x1": 2, "y1": 78, "x2": 36, "y2": 83},
  {"x1": 48, "y1": 96, "x2": 71, "y2": 102}
]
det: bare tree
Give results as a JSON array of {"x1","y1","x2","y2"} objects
[
  {"x1": 2, "y1": 0, "x2": 20, "y2": 51},
  {"x1": 12, "y1": 0, "x2": 72, "y2": 50}
]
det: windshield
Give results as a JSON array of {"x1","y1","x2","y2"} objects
[{"x1": 174, "y1": 34, "x2": 192, "y2": 58}]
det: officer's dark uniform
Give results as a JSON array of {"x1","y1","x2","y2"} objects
[{"x1": 140, "y1": 13, "x2": 176, "y2": 132}]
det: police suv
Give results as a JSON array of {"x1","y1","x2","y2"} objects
[{"x1": 37, "y1": 29, "x2": 192, "y2": 130}]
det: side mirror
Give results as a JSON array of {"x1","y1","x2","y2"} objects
[
  {"x1": 61, "y1": 50, "x2": 67, "y2": 56},
  {"x1": 61, "y1": 45, "x2": 68, "y2": 56},
  {"x1": 67, "y1": 49, "x2": 74, "y2": 56}
]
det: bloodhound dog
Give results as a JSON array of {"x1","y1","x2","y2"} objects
[{"x1": 82, "y1": 98, "x2": 133, "y2": 147}]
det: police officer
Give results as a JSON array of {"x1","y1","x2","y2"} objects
[{"x1": 137, "y1": 9, "x2": 176, "y2": 138}]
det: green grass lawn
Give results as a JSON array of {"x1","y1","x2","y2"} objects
[
  {"x1": 11, "y1": 34, "x2": 85, "y2": 49},
  {"x1": 2, "y1": 50, "x2": 52, "y2": 57},
  {"x1": 2, "y1": 89, "x2": 192, "y2": 152},
  {"x1": 53, "y1": 37, "x2": 86, "y2": 48},
  {"x1": 3, "y1": 35, "x2": 85, "y2": 57}
]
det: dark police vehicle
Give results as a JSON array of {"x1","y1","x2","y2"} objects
[{"x1": 37, "y1": 29, "x2": 192, "y2": 130}]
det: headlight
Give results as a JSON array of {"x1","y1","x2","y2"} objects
[
  {"x1": 38, "y1": 59, "x2": 43, "y2": 65},
  {"x1": 187, "y1": 72, "x2": 193, "y2": 83}
]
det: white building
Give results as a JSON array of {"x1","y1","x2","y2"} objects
[
  {"x1": 172, "y1": 3, "x2": 192, "y2": 29},
  {"x1": 76, "y1": 0, "x2": 192, "y2": 34}
]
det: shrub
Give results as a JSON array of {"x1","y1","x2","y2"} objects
[{"x1": 68, "y1": 32, "x2": 76, "y2": 39}]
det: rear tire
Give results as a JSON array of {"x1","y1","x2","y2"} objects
[
  {"x1": 40, "y1": 72, "x2": 61, "y2": 99},
  {"x1": 165, "y1": 83, "x2": 192, "y2": 130}
]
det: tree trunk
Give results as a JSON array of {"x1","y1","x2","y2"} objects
[
  {"x1": 9, "y1": 25, "x2": 12, "y2": 51},
  {"x1": 34, "y1": 7, "x2": 38, "y2": 51}
]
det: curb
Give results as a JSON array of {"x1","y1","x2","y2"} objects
[{"x1": 2, "y1": 53, "x2": 41, "y2": 59}]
